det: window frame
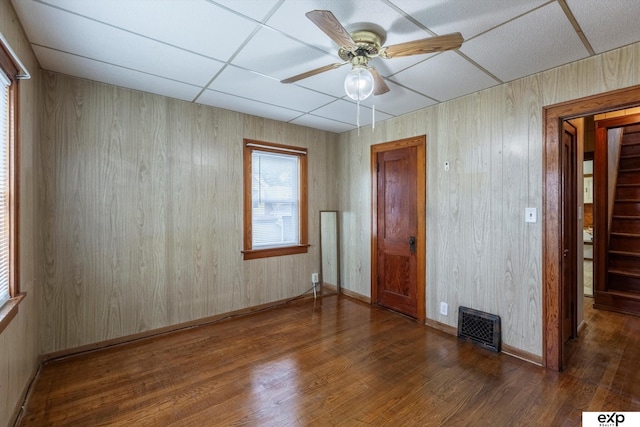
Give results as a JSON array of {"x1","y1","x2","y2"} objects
[
  {"x1": 0, "y1": 37, "x2": 24, "y2": 335},
  {"x1": 242, "y1": 139, "x2": 308, "y2": 260}
]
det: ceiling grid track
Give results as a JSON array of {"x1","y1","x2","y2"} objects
[
  {"x1": 557, "y1": 0, "x2": 596, "y2": 56},
  {"x1": 13, "y1": 0, "x2": 639, "y2": 133}
]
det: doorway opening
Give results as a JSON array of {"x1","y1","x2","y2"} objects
[
  {"x1": 543, "y1": 84, "x2": 640, "y2": 371},
  {"x1": 560, "y1": 108, "x2": 640, "y2": 371},
  {"x1": 593, "y1": 113, "x2": 640, "y2": 313}
]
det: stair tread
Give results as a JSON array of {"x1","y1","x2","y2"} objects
[
  {"x1": 608, "y1": 269, "x2": 640, "y2": 278},
  {"x1": 606, "y1": 290, "x2": 640, "y2": 299},
  {"x1": 610, "y1": 250, "x2": 640, "y2": 257},
  {"x1": 611, "y1": 149, "x2": 640, "y2": 260},
  {"x1": 610, "y1": 232, "x2": 640, "y2": 238}
]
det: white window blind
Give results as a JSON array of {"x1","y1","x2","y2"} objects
[
  {"x1": 251, "y1": 150, "x2": 299, "y2": 248},
  {"x1": 0, "y1": 71, "x2": 10, "y2": 307}
]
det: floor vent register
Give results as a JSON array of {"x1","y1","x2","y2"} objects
[{"x1": 457, "y1": 306, "x2": 501, "y2": 352}]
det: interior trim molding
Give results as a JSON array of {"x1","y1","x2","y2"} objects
[
  {"x1": 339, "y1": 287, "x2": 371, "y2": 304},
  {"x1": 424, "y1": 318, "x2": 456, "y2": 335},
  {"x1": 501, "y1": 344, "x2": 544, "y2": 366},
  {"x1": 10, "y1": 360, "x2": 39, "y2": 426}
]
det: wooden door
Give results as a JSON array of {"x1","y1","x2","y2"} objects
[
  {"x1": 375, "y1": 146, "x2": 419, "y2": 318},
  {"x1": 562, "y1": 121, "x2": 578, "y2": 346}
]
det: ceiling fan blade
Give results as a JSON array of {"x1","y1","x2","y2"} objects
[
  {"x1": 381, "y1": 32, "x2": 463, "y2": 59},
  {"x1": 306, "y1": 10, "x2": 357, "y2": 49},
  {"x1": 369, "y1": 67, "x2": 390, "y2": 96},
  {"x1": 281, "y1": 62, "x2": 348, "y2": 84}
]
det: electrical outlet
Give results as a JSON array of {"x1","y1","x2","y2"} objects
[
  {"x1": 311, "y1": 272, "x2": 319, "y2": 283},
  {"x1": 440, "y1": 302, "x2": 448, "y2": 316}
]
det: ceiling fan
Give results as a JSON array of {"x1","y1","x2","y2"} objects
[{"x1": 281, "y1": 10, "x2": 464, "y2": 101}]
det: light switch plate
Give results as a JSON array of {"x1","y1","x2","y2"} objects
[{"x1": 525, "y1": 207, "x2": 537, "y2": 223}]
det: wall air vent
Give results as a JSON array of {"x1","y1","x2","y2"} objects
[{"x1": 457, "y1": 306, "x2": 501, "y2": 352}]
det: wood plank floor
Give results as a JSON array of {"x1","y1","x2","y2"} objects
[{"x1": 17, "y1": 295, "x2": 640, "y2": 426}]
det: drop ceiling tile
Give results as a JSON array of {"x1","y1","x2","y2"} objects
[
  {"x1": 567, "y1": 0, "x2": 640, "y2": 54},
  {"x1": 389, "y1": 0, "x2": 548, "y2": 40},
  {"x1": 198, "y1": 89, "x2": 303, "y2": 123},
  {"x1": 460, "y1": 2, "x2": 590, "y2": 83},
  {"x1": 393, "y1": 51, "x2": 498, "y2": 102},
  {"x1": 36, "y1": 0, "x2": 259, "y2": 61},
  {"x1": 290, "y1": 114, "x2": 353, "y2": 133},
  {"x1": 231, "y1": 27, "x2": 339, "y2": 81},
  {"x1": 206, "y1": 65, "x2": 336, "y2": 112},
  {"x1": 371, "y1": 81, "x2": 438, "y2": 116},
  {"x1": 13, "y1": 0, "x2": 225, "y2": 86},
  {"x1": 33, "y1": 46, "x2": 201, "y2": 102},
  {"x1": 371, "y1": 54, "x2": 438, "y2": 78},
  {"x1": 213, "y1": 0, "x2": 281, "y2": 22},
  {"x1": 312, "y1": 99, "x2": 392, "y2": 127}
]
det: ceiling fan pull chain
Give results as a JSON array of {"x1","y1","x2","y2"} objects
[
  {"x1": 356, "y1": 98, "x2": 361, "y2": 134},
  {"x1": 372, "y1": 103, "x2": 375, "y2": 131}
]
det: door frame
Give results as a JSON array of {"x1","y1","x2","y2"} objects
[
  {"x1": 371, "y1": 136, "x2": 426, "y2": 323},
  {"x1": 543, "y1": 84, "x2": 640, "y2": 371},
  {"x1": 561, "y1": 120, "x2": 578, "y2": 348}
]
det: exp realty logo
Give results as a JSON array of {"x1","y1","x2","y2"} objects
[
  {"x1": 596, "y1": 413, "x2": 625, "y2": 426},
  {"x1": 583, "y1": 412, "x2": 638, "y2": 427}
]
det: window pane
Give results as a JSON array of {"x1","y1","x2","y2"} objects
[{"x1": 251, "y1": 151, "x2": 299, "y2": 248}]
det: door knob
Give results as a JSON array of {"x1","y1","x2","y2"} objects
[{"x1": 409, "y1": 236, "x2": 416, "y2": 254}]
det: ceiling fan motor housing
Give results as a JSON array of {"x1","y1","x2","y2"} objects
[{"x1": 338, "y1": 30, "x2": 382, "y2": 62}]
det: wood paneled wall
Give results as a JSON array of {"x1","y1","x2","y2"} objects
[
  {"x1": 0, "y1": 1, "x2": 41, "y2": 426},
  {"x1": 22, "y1": 10, "x2": 640, "y2": 385},
  {"x1": 39, "y1": 72, "x2": 338, "y2": 354},
  {"x1": 337, "y1": 42, "x2": 640, "y2": 358}
]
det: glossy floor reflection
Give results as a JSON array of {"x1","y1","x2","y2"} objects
[{"x1": 18, "y1": 295, "x2": 640, "y2": 426}]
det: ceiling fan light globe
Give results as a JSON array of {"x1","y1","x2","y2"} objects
[{"x1": 344, "y1": 66, "x2": 374, "y2": 101}]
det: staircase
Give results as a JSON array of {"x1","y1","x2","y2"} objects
[{"x1": 608, "y1": 125, "x2": 640, "y2": 296}]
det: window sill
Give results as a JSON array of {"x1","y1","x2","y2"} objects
[
  {"x1": 0, "y1": 293, "x2": 26, "y2": 335},
  {"x1": 242, "y1": 244, "x2": 309, "y2": 260}
]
